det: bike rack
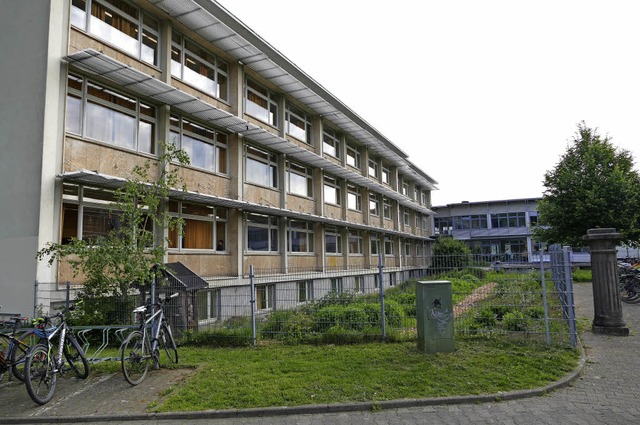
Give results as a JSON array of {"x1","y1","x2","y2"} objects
[{"x1": 74, "y1": 325, "x2": 137, "y2": 364}]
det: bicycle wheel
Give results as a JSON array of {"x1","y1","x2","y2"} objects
[
  {"x1": 11, "y1": 329, "x2": 39, "y2": 381},
  {"x1": 121, "y1": 331, "x2": 150, "y2": 386},
  {"x1": 25, "y1": 344, "x2": 57, "y2": 405},
  {"x1": 0, "y1": 334, "x2": 10, "y2": 382},
  {"x1": 63, "y1": 335, "x2": 89, "y2": 379},
  {"x1": 159, "y1": 324, "x2": 178, "y2": 364},
  {"x1": 620, "y1": 276, "x2": 640, "y2": 303}
]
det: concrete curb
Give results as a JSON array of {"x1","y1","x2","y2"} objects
[{"x1": 1, "y1": 340, "x2": 587, "y2": 424}]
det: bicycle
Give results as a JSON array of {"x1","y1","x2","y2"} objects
[
  {"x1": 0, "y1": 312, "x2": 39, "y2": 382},
  {"x1": 618, "y1": 263, "x2": 640, "y2": 304},
  {"x1": 23, "y1": 305, "x2": 89, "y2": 405},
  {"x1": 120, "y1": 292, "x2": 178, "y2": 386}
]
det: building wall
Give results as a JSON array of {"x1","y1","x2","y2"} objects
[{"x1": 1, "y1": 0, "x2": 436, "y2": 316}]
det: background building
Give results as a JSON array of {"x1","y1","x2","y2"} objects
[{"x1": 0, "y1": 0, "x2": 437, "y2": 318}]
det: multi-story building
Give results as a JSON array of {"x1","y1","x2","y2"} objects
[
  {"x1": 432, "y1": 198, "x2": 541, "y2": 262},
  {"x1": 0, "y1": 0, "x2": 437, "y2": 318}
]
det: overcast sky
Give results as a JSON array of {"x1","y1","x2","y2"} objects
[{"x1": 216, "y1": 0, "x2": 640, "y2": 206}]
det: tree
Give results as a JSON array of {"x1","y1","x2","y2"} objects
[
  {"x1": 534, "y1": 122, "x2": 640, "y2": 247},
  {"x1": 37, "y1": 143, "x2": 190, "y2": 322},
  {"x1": 431, "y1": 237, "x2": 472, "y2": 270}
]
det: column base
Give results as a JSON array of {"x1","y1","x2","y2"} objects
[{"x1": 592, "y1": 323, "x2": 630, "y2": 336}]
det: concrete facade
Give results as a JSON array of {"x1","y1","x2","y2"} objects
[{"x1": 0, "y1": 1, "x2": 437, "y2": 318}]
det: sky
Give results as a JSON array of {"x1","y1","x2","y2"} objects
[{"x1": 216, "y1": 0, "x2": 640, "y2": 206}]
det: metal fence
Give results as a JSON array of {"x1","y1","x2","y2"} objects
[{"x1": 38, "y1": 249, "x2": 579, "y2": 351}]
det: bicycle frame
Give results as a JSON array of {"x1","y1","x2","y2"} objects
[
  {"x1": 37, "y1": 319, "x2": 68, "y2": 371},
  {"x1": 134, "y1": 306, "x2": 164, "y2": 357}
]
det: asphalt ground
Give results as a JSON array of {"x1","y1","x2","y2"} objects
[{"x1": 1, "y1": 281, "x2": 639, "y2": 425}]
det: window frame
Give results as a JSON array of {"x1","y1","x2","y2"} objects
[
  {"x1": 347, "y1": 184, "x2": 362, "y2": 212},
  {"x1": 169, "y1": 114, "x2": 228, "y2": 175},
  {"x1": 168, "y1": 201, "x2": 227, "y2": 251},
  {"x1": 245, "y1": 77, "x2": 278, "y2": 126},
  {"x1": 246, "y1": 213, "x2": 279, "y2": 252},
  {"x1": 245, "y1": 145, "x2": 278, "y2": 189},
  {"x1": 322, "y1": 129, "x2": 341, "y2": 159},
  {"x1": 287, "y1": 220, "x2": 315, "y2": 254},
  {"x1": 346, "y1": 143, "x2": 360, "y2": 169},
  {"x1": 171, "y1": 32, "x2": 229, "y2": 100},
  {"x1": 325, "y1": 225, "x2": 343, "y2": 254},
  {"x1": 71, "y1": 0, "x2": 159, "y2": 66},
  {"x1": 66, "y1": 73, "x2": 157, "y2": 155},
  {"x1": 297, "y1": 281, "x2": 314, "y2": 303},
  {"x1": 368, "y1": 159, "x2": 379, "y2": 179},
  {"x1": 285, "y1": 103, "x2": 312, "y2": 144},
  {"x1": 348, "y1": 230, "x2": 363, "y2": 254},
  {"x1": 286, "y1": 161, "x2": 313, "y2": 198},
  {"x1": 323, "y1": 175, "x2": 342, "y2": 206}
]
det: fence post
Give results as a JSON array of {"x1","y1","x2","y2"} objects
[
  {"x1": 250, "y1": 265, "x2": 256, "y2": 346},
  {"x1": 562, "y1": 246, "x2": 577, "y2": 347},
  {"x1": 66, "y1": 281, "x2": 71, "y2": 309},
  {"x1": 378, "y1": 253, "x2": 386, "y2": 340},
  {"x1": 539, "y1": 244, "x2": 551, "y2": 346}
]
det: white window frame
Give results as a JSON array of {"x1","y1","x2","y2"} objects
[
  {"x1": 330, "y1": 278, "x2": 343, "y2": 293},
  {"x1": 323, "y1": 175, "x2": 342, "y2": 206},
  {"x1": 382, "y1": 165, "x2": 391, "y2": 185},
  {"x1": 246, "y1": 213, "x2": 279, "y2": 252},
  {"x1": 323, "y1": 130, "x2": 341, "y2": 159},
  {"x1": 245, "y1": 145, "x2": 278, "y2": 188},
  {"x1": 325, "y1": 226, "x2": 343, "y2": 254},
  {"x1": 285, "y1": 103, "x2": 312, "y2": 144},
  {"x1": 348, "y1": 230, "x2": 363, "y2": 254},
  {"x1": 298, "y1": 281, "x2": 314, "y2": 303},
  {"x1": 368, "y1": 159, "x2": 379, "y2": 179},
  {"x1": 383, "y1": 198, "x2": 392, "y2": 220},
  {"x1": 287, "y1": 220, "x2": 315, "y2": 253},
  {"x1": 287, "y1": 161, "x2": 313, "y2": 198},
  {"x1": 197, "y1": 289, "x2": 220, "y2": 323},
  {"x1": 347, "y1": 184, "x2": 362, "y2": 211},
  {"x1": 346, "y1": 144, "x2": 360, "y2": 169},
  {"x1": 256, "y1": 284, "x2": 275, "y2": 311},
  {"x1": 169, "y1": 115, "x2": 228, "y2": 175}
]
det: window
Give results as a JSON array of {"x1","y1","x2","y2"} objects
[
  {"x1": 422, "y1": 191, "x2": 429, "y2": 206},
  {"x1": 370, "y1": 233, "x2": 380, "y2": 255},
  {"x1": 346, "y1": 144, "x2": 360, "y2": 169},
  {"x1": 383, "y1": 198, "x2": 392, "y2": 220},
  {"x1": 403, "y1": 209, "x2": 411, "y2": 227},
  {"x1": 298, "y1": 281, "x2": 314, "y2": 303},
  {"x1": 402, "y1": 180, "x2": 410, "y2": 196},
  {"x1": 415, "y1": 188, "x2": 420, "y2": 202},
  {"x1": 246, "y1": 213, "x2": 278, "y2": 252},
  {"x1": 325, "y1": 226, "x2": 342, "y2": 254},
  {"x1": 491, "y1": 212, "x2": 526, "y2": 228},
  {"x1": 288, "y1": 220, "x2": 314, "y2": 253},
  {"x1": 384, "y1": 236, "x2": 394, "y2": 255},
  {"x1": 169, "y1": 115, "x2": 227, "y2": 174},
  {"x1": 66, "y1": 74, "x2": 156, "y2": 154},
  {"x1": 373, "y1": 273, "x2": 379, "y2": 289},
  {"x1": 246, "y1": 145, "x2": 278, "y2": 188},
  {"x1": 323, "y1": 175, "x2": 342, "y2": 206},
  {"x1": 368, "y1": 159, "x2": 379, "y2": 179},
  {"x1": 197, "y1": 289, "x2": 220, "y2": 322},
  {"x1": 415, "y1": 215, "x2": 421, "y2": 229},
  {"x1": 330, "y1": 278, "x2": 343, "y2": 293},
  {"x1": 354, "y1": 276, "x2": 363, "y2": 293},
  {"x1": 416, "y1": 243, "x2": 423, "y2": 256},
  {"x1": 168, "y1": 201, "x2": 227, "y2": 251},
  {"x1": 348, "y1": 231, "x2": 363, "y2": 254},
  {"x1": 454, "y1": 214, "x2": 488, "y2": 230},
  {"x1": 71, "y1": 0, "x2": 159, "y2": 66},
  {"x1": 287, "y1": 161, "x2": 313, "y2": 197},
  {"x1": 245, "y1": 78, "x2": 277, "y2": 126},
  {"x1": 434, "y1": 217, "x2": 453, "y2": 236},
  {"x1": 347, "y1": 185, "x2": 362, "y2": 211},
  {"x1": 369, "y1": 193, "x2": 380, "y2": 216},
  {"x1": 323, "y1": 129, "x2": 341, "y2": 159},
  {"x1": 256, "y1": 284, "x2": 275, "y2": 311},
  {"x1": 404, "y1": 242, "x2": 412, "y2": 256},
  {"x1": 382, "y1": 165, "x2": 390, "y2": 185},
  {"x1": 61, "y1": 185, "x2": 124, "y2": 243},
  {"x1": 171, "y1": 33, "x2": 228, "y2": 100},
  {"x1": 285, "y1": 103, "x2": 311, "y2": 143}
]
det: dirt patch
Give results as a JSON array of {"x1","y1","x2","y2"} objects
[{"x1": 453, "y1": 282, "x2": 497, "y2": 317}]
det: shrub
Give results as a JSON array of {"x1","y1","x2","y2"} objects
[
  {"x1": 503, "y1": 311, "x2": 527, "y2": 332},
  {"x1": 261, "y1": 310, "x2": 315, "y2": 342}
]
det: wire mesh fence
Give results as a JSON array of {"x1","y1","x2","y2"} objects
[{"x1": 38, "y1": 248, "x2": 578, "y2": 349}]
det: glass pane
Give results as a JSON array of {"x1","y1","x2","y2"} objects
[{"x1": 65, "y1": 95, "x2": 81, "y2": 134}]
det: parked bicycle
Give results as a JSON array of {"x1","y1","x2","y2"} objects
[
  {"x1": 120, "y1": 293, "x2": 178, "y2": 386},
  {"x1": 0, "y1": 311, "x2": 38, "y2": 383},
  {"x1": 618, "y1": 262, "x2": 640, "y2": 304},
  {"x1": 23, "y1": 305, "x2": 89, "y2": 405}
]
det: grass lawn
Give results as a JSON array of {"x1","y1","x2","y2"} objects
[{"x1": 94, "y1": 338, "x2": 579, "y2": 412}]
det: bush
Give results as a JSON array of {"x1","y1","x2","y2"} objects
[
  {"x1": 261, "y1": 310, "x2": 315, "y2": 342},
  {"x1": 503, "y1": 311, "x2": 527, "y2": 332},
  {"x1": 432, "y1": 238, "x2": 472, "y2": 270}
]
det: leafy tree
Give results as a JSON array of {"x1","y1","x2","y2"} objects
[
  {"x1": 534, "y1": 122, "x2": 640, "y2": 246},
  {"x1": 37, "y1": 143, "x2": 190, "y2": 320},
  {"x1": 432, "y1": 237, "x2": 472, "y2": 269}
]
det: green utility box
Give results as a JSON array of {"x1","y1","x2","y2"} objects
[{"x1": 416, "y1": 280, "x2": 455, "y2": 354}]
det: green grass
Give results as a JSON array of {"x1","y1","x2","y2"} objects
[{"x1": 90, "y1": 338, "x2": 579, "y2": 413}]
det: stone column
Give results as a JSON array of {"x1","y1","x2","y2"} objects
[{"x1": 582, "y1": 228, "x2": 629, "y2": 336}]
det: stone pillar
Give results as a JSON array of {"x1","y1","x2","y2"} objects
[{"x1": 582, "y1": 228, "x2": 629, "y2": 336}]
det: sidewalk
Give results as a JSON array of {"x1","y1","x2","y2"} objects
[{"x1": 1, "y1": 282, "x2": 638, "y2": 424}]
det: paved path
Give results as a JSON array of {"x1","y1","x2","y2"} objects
[{"x1": 2, "y1": 282, "x2": 639, "y2": 424}]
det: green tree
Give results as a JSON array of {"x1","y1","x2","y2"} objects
[
  {"x1": 37, "y1": 143, "x2": 190, "y2": 321},
  {"x1": 432, "y1": 237, "x2": 472, "y2": 269},
  {"x1": 534, "y1": 122, "x2": 640, "y2": 246}
]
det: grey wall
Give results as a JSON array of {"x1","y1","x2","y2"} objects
[{"x1": 0, "y1": 0, "x2": 52, "y2": 317}]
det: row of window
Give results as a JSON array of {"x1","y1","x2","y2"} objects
[
  {"x1": 434, "y1": 212, "x2": 533, "y2": 234},
  {"x1": 71, "y1": 1, "x2": 430, "y2": 208},
  {"x1": 199, "y1": 274, "x2": 388, "y2": 319},
  {"x1": 66, "y1": 74, "x2": 427, "y2": 228},
  {"x1": 61, "y1": 185, "x2": 426, "y2": 255}
]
